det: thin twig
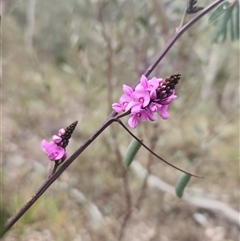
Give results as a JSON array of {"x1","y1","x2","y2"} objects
[
  {"x1": 177, "y1": 0, "x2": 190, "y2": 32},
  {"x1": 4, "y1": 117, "x2": 115, "y2": 233},
  {"x1": 108, "y1": 0, "x2": 224, "y2": 120},
  {"x1": 115, "y1": 119, "x2": 204, "y2": 178}
]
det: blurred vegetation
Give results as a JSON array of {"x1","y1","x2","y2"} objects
[{"x1": 2, "y1": 0, "x2": 239, "y2": 240}]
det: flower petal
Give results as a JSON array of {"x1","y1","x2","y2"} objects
[
  {"x1": 139, "y1": 110, "x2": 148, "y2": 122},
  {"x1": 112, "y1": 103, "x2": 124, "y2": 112},
  {"x1": 123, "y1": 84, "x2": 134, "y2": 96},
  {"x1": 52, "y1": 146, "x2": 66, "y2": 160},
  {"x1": 41, "y1": 139, "x2": 49, "y2": 152},
  {"x1": 58, "y1": 128, "x2": 65, "y2": 136},
  {"x1": 142, "y1": 94, "x2": 150, "y2": 107},
  {"x1": 148, "y1": 77, "x2": 160, "y2": 90},
  {"x1": 135, "y1": 83, "x2": 144, "y2": 91},
  {"x1": 41, "y1": 139, "x2": 66, "y2": 161},
  {"x1": 157, "y1": 105, "x2": 169, "y2": 119},
  {"x1": 140, "y1": 75, "x2": 148, "y2": 89},
  {"x1": 146, "y1": 110, "x2": 156, "y2": 121},
  {"x1": 128, "y1": 115, "x2": 138, "y2": 129},
  {"x1": 130, "y1": 102, "x2": 142, "y2": 113},
  {"x1": 132, "y1": 90, "x2": 150, "y2": 107},
  {"x1": 161, "y1": 93, "x2": 177, "y2": 105},
  {"x1": 119, "y1": 94, "x2": 133, "y2": 105},
  {"x1": 52, "y1": 135, "x2": 62, "y2": 144}
]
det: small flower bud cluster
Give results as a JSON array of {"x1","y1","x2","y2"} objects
[
  {"x1": 112, "y1": 74, "x2": 180, "y2": 128},
  {"x1": 41, "y1": 121, "x2": 78, "y2": 161}
]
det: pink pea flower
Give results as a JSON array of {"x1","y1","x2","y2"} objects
[
  {"x1": 41, "y1": 140, "x2": 66, "y2": 161},
  {"x1": 160, "y1": 93, "x2": 177, "y2": 105},
  {"x1": 132, "y1": 90, "x2": 150, "y2": 108},
  {"x1": 52, "y1": 135, "x2": 62, "y2": 144},
  {"x1": 112, "y1": 73, "x2": 180, "y2": 128},
  {"x1": 128, "y1": 109, "x2": 148, "y2": 129},
  {"x1": 112, "y1": 84, "x2": 134, "y2": 113},
  {"x1": 58, "y1": 128, "x2": 65, "y2": 136},
  {"x1": 122, "y1": 84, "x2": 134, "y2": 96},
  {"x1": 136, "y1": 75, "x2": 160, "y2": 91},
  {"x1": 145, "y1": 108, "x2": 156, "y2": 122},
  {"x1": 112, "y1": 94, "x2": 133, "y2": 112},
  {"x1": 41, "y1": 121, "x2": 78, "y2": 162},
  {"x1": 136, "y1": 75, "x2": 162, "y2": 99},
  {"x1": 149, "y1": 102, "x2": 169, "y2": 119},
  {"x1": 157, "y1": 105, "x2": 169, "y2": 119}
]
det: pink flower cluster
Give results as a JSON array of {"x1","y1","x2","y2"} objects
[
  {"x1": 41, "y1": 128, "x2": 67, "y2": 161},
  {"x1": 112, "y1": 75, "x2": 177, "y2": 128}
]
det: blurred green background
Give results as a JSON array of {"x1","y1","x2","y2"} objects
[{"x1": 2, "y1": 0, "x2": 239, "y2": 240}]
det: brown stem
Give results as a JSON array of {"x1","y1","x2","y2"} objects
[
  {"x1": 48, "y1": 161, "x2": 59, "y2": 177},
  {"x1": 4, "y1": 118, "x2": 115, "y2": 234},
  {"x1": 177, "y1": 0, "x2": 190, "y2": 31}
]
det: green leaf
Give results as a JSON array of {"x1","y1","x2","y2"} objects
[
  {"x1": 175, "y1": 174, "x2": 191, "y2": 198},
  {"x1": 123, "y1": 139, "x2": 142, "y2": 167},
  {"x1": 209, "y1": 1, "x2": 232, "y2": 24},
  {"x1": 211, "y1": 3, "x2": 235, "y2": 43}
]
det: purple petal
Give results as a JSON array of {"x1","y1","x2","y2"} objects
[
  {"x1": 58, "y1": 128, "x2": 65, "y2": 136},
  {"x1": 112, "y1": 103, "x2": 124, "y2": 112},
  {"x1": 149, "y1": 103, "x2": 158, "y2": 112},
  {"x1": 150, "y1": 90, "x2": 157, "y2": 100},
  {"x1": 52, "y1": 135, "x2": 62, "y2": 144},
  {"x1": 146, "y1": 109, "x2": 156, "y2": 121},
  {"x1": 128, "y1": 115, "x2": 138, "y2": 129},
  {"x1": 139, "y1": 110, "x2": 148, "y2": 122},
  {"x1": 41, "y1": 139, "x2": 49, "y2": 152},
  {"x1": 135, "y1": 83, "x2": 144, "y2": 91},
  {"x1": 41, "y1": 140, "x2": 66, "y2": 161},
  {"x1": 119, "y1": 94, "x2": 133, "y2": 105},
  {"x1": 139, "y1": 75, "x2": 148, "y2": 89},
  {"x1": 158, "y1": 78, "x2": 163, "y2": 83},
  {"x1": 161, "y1": 93, "x2": 177, "y2": 105},
  {"x1": 131, "y1": 102, "x2": 143, "y2": 113},
  {"x1": 157, "y1": 105, "x2": 169, "y2": 119},
  {"x1": 148, "y1": 77, "x2": 160, "y2": 90},
  {"x1": 123, "y1": 84, "x2": 134, "y2": 96},
  {"x1": 51, "y1": 146, "x2": 66, "y2": 160},
  {"x1": 142, "y1": 94, "x2": 150, "y2": 107},
  {"x1": 126, "y1": 101, "x2": 138, "y2": 112},
  {"x1": 132, "y1": 90, "x2": 150, "y2": 107}
]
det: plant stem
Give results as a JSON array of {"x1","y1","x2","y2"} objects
[
  {"x1": 5, "y1": 117, "x2": 115, "y2": 233},
  {"x1": 109, "y1": 0, "x2": 225, "y2": 119},
  {"x1": 4, "y1": 0, "x2": 225, "y2": 235},
  {"x1": 115, "y1": 119, "x2": 203, "y2": 178},
  {"x1": 178, "y1": 0, "x2": 190, "y2": 31}
]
